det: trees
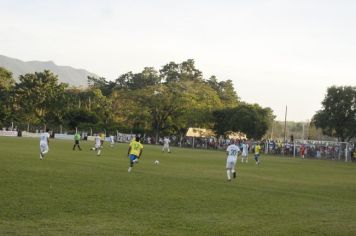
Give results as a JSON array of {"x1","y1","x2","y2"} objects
[
  {"x1": 15, "y1": 70, "x2": 68, "y2": 126},
  {"x1": 64, "y1": 109, "x2": 99, "y2": 130},
  {"x1": 0, "y1": 59, "x2": 276, "y2": 139},
  {"x1": 207, "y1": 76, "x2": 239, "y2": 108},
  {"x1": 160, "y1": 59, "x2": 203, "y2": 83},
  {"x1": 0, "y1": 67, "x2": 16, "y2": 126},
  {"x1": 213, "y1": 103, "x2": 275, "y2": 139},
  {"x1": 313, "y1": 86, "x2": 356, "y2": 141}
]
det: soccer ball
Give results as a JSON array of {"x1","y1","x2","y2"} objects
[{"x1": 154, "y1": 160, "x2": 160, "y2": 165}]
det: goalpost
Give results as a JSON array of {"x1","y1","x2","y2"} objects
[{"x1": 292, "y1": 139, "x2": 352, "y2": 162}]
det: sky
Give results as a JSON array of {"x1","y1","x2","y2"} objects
[{"x1": 0, "y1": 0, "x2": 355, "y2": 121}]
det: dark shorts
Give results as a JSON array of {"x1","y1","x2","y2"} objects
[{"x1": 75, "y1": 140, "x2": 79, "y2": 145}]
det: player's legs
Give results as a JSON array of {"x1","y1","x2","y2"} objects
[
  {"x1": 254, "y1": 154, "x2": 260, "y2": 165},
  {"x1": 128, "y1": 154, "x2": 138, "y2": 172},
  {"x1": 95, "y1": 144, "x2": 101, "y2": 156},
  {"x1": 243, "y1": 152, "x2": 248, "y2": 163},
  {"x1": 226, "y1": 158, "x2": 235, "y2": 181},
  {"x1": 231, "y1": 159, "x2": 237, "y2": 178},
  {"x1": 226, "y1": 169, "x2": 232, "y2": 181},
  {"x1": 40, "y1": 143, "x2": 48, "y2": 159},
  {"x1": 40, "y1": 144, "x2": 44, "y2": 159},
  {"x1": 73, "y1": 140, "x2": 80, "y2": 150}
]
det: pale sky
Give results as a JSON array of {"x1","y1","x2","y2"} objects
[{"x1": 1, "y1": 0, "x2": 355, "y2": 121}]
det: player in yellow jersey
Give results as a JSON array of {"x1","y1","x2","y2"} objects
[
  {"x1": 127, "y1": 136, "x2": 144, "y2": 173},
  {"x1": 254, "y1": 142, "x2": 261, "y2": 166}
]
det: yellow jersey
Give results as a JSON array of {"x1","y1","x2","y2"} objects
[
  {"x1": 255, "y1": 144, "x2": 261, "y2": 154},
  {"x1": 129, "y1": 140, "x2": 143, "y2": 156}
]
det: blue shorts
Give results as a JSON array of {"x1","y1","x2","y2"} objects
[{"x1": 129, "y1": 154, "x2": 138, "y2": 162}]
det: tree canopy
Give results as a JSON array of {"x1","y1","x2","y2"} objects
[
  {"x1": 213, "y1": 103, "x2": 275, "y2": 139},
  {"x1": 0, "y1": 60, "x2": 275, "y2": 140},
  {"x1": 313, "y1": 86, "x2": 356, "y2": 141}
]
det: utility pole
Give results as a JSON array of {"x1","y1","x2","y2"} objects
[{"x1": 283, "y1": 106, "x2": 287, "y2": 142}]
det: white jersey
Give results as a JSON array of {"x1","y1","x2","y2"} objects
[
  {"x1": 226, "y1": 144, "x2": 240, "y2": 169},
  {"x1": 242, "y1": 143, "x2": 249, "y2": 155},
  {"x1": 226, "y1": 144, "x2": 240, "y2": 158},
  {"x1": 95, "y1": 136, "x2": 101, "y2": 147},
  {"x1": 163, "y1": 138, "x2": 170, "y2": 145},
  {"x1": 40, "y1": 132, "x2": 50, "y2": 145}
]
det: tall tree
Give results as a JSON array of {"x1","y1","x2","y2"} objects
[
  {"x1": 133, "y1": 83, "x2": 187, "y2": 141},
  {"x1": 88, "y1": 76, "x2": 116, "y2": 96},
  {"x1": 160, "y1": 59, "x2": 203, "y2": 83},
  {"x1": 0, "y1": 67, "x2": 16, "y2": 126},
  {"x1": 207, "y1": 76, "x2": 239, "y2": 107},
  {"x1": 213, "y1": 103, "x2": 275, "y2": 139},
  {"x1": 313, "y1": 86, "x2": 356, "y2": 141},
  {"x1": 15, "y1": 70, "x2": 68, "y2": 126}
]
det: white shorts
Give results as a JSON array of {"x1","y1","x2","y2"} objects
[
  {"x1": 242, "y1": 152, "x2": 248, "y2": 157},
  {"x1": 40, "y1": 142, "x2": 48, "y2": 153},
  {"x1": 226, "y1": 156, "x2": 237, "y2": 169},
  {"x1": 95, "y1": 143, "x2": 101, "y2": 149}
]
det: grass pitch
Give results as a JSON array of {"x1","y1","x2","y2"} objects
[{"x1": 0, "y1": 137, "x2": 355, "y2": 236}]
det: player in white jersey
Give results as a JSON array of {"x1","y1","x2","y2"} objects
[
  {"x1": 110, "y1": 135, "x2": 115, "y2": 147},
  {"x1": 162, "y1": 137, "x2": 171, "y2": 153},
  {"x1": 241, "y1": 142, "x2": 249, "y2": 163},
  {"x1": 39, "y1": 129, "x2": 50, "y2": 160},
  {"x1": 226, "y1": 141, "x2": 240, "y2": 181},
  {"x1": 94, "y1": 134, "x2": 102, "y2": 156}
]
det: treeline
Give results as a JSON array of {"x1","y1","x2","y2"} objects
[{"x1": 0, "y1": 59, "x2": 275, "y2": 139}]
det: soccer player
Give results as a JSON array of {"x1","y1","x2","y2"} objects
[
  {"x1": 300, "y1": 144, "x2": 305, "y2": 159},
  {"x1": 39, "y1": 129, "x2": 50, "y2": 160},
  {"x1": 127, "y1": 136, "x2": 144, "y2": 173},
  {"x1": 109, "y1": 135, "x2": 115, "y2": 147},
  {"x1": 226, "y1": 140, "x2": 240, "y2": 181},
  {"x1": 73, "y1": 132, "x2": 82, "y2": 151},
  {"x1": 254, "y1": 142, "x2": 261, "y2": 166},
  {"x1": 100, "y1": 132, "x2": 105, "y2": 147},
  {"x1": 241, "y1": 141, "x2": 249, "y2": 163},
  {"x1": 162, "y1": 136, "x2": 171, "y2": 153},
  {"x1": 94, "y1": 134, "x2": 102, "y2": 156}
]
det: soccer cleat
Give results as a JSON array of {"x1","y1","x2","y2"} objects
[{"x1": 227, "y1": 179, "x2": 231, "y2": 182}]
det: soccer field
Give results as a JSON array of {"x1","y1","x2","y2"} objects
[{"x1": 0, "y1": 137, "x2": 355, "y2": 236}]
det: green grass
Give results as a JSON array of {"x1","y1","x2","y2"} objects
[{"x1": 0, "y1": 136, "x2": 355, "y2": 236}]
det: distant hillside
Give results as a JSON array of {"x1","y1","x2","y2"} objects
[{"x1": 0, "y1": 55, "x2": 98, "y2": 87}]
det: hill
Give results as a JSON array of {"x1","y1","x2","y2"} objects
[{"x1": 0, "y1": 55, "x2": 98, "y2": 87}]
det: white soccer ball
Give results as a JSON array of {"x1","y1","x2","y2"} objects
[{"x1": 154, "y1": 160, "x2": 160, "y2": 165}]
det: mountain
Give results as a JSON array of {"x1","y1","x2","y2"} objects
[{"x1": 0, "y1": 55, "x2": 98, "y2": 87}]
